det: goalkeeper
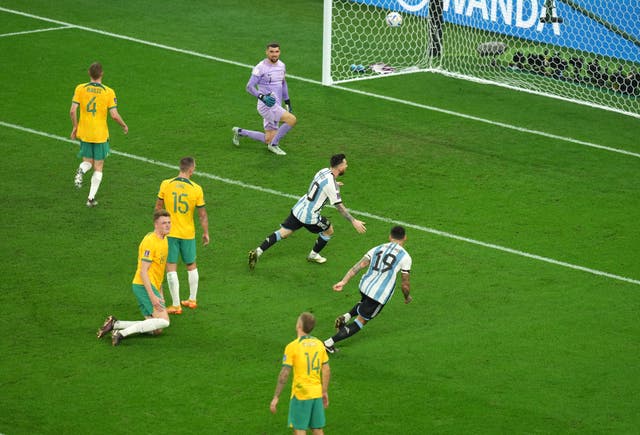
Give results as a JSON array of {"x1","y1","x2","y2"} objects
[{"x1": 232, "y1": 42, "x2": 297, "y2": 156}]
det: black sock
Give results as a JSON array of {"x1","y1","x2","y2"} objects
[
  {"x1": 332, "y1": 321, "x2": 362, "y2": 344},
  {"x1": 312, "y1": 235, "x2": 328, "y2": 254},
  {"x1": 259, "y1": 232, "x2": 279, "y2": 252}
]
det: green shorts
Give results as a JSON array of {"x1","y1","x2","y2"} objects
[
  {"x1": 132, "y1": 284, "x2": 163, "y2": 316},
  {"x1": 288, "y1": 397, "x2": 325, "y2": 431},
  {"x1": 167, "y1": 236, "x2": 197, "y2": 264},
  {"x1": 78, "y1": 140, "x2": 110, "y2": 160}
]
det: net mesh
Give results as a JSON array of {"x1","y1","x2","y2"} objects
[{"x1": 325, "y1": 0, "x2": 640, "y2": 117}]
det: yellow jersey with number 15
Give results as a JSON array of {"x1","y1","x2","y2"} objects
[
  {"x1": 72, "y1": 82, "x2": 117, "y2": 143},
  {"x1": 157, "y1": 177, "x2": 206, "y2": 240}
]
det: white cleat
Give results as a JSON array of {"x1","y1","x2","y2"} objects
[
  {"x1": 307, "y1": 252, "x2": 327, "y2": 264},
  {"x1": 268, "y1": 145, "x2": 287, "y2": 156},
  {"x1": 232, "y1": 127, "x2": 240, "y2": 146}
]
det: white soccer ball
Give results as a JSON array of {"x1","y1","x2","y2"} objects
[{"x1": 386, "y1": 11, "x2": 403, "y2": 27}]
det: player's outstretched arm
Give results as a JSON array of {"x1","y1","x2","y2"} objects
[
  {"x1": 333, "y1": 257, "x2": 370, "y2": 291},
  {"x1": 335, "y1": 203, "x2": 366, "y2": 233}
]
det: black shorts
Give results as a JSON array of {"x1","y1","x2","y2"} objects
[
  {"x1": 281, "y1": 211, "x2": 331, "y2": 234},
  {"x1": 356, "y1": 293, "x2": 385, "y2": 321}
]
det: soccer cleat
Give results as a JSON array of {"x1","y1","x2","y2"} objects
[
  {"x1": 248, "y1": 250, "x2": 258, "y2": 271},
  {"x1": 74, "y1": 168, "x2": 84, "y2": 188},
  {"x1": 231, "y1": 127, "x2": 240, "y2": 146},
  {"x1": 97, "y1": 315, "x2": 116, "y2": 339},
  {"x1": 307, "y1": 252, "x2": 327, "y2": 264},
  {"x1": 166, "y1": 305, "x2": 183, "y2": 314},
  {"x1": 111, "y1": 331, "x2": 124, "y2": 346},
  {"x1": 86, "y1": 198, "x2": 98, "y2": 208},
  {"x1": 335, "y1": 315, "x2": 346, "y2": 330},
  {"x1": 324, "y1": 343, "x2": 338, "y2": 354},
  {"x1": 267, "y1": 145, "x2": 287, "y2": 156},
  {"x1": 181, "y1": 299, "x2": 197, "y2": 309}
]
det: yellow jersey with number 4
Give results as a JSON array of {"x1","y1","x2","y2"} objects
[
  {"x1": 282, "y1": 335, "x2": 329, "y2": 400},
  {"x1": 157, "y1": 177, "x2": 206, "y2": 240},
  {"x1": 72, "y1": 82, "x2": 117, "y2": 143}
]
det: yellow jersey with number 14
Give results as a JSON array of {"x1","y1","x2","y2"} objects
[
  {"x1": 282, "y1": 335, "x2": 329, "y2": 400},
  {"x1": 72, "y1": 82, "x2": 117, "y2": 143}
]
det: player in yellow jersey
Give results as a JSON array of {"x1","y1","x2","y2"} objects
[
  {"x1": 70, "y1": 62, "x2": 128, "y2": 207},
  {"x1": 97, "y1": 210, "x2": 171, "y2": 346},
  {"x1": 155, "y1": 157, "x2": 210, "y2": 314},
  {"x1": 270, "y1": 312, "x2": 330, "y2": 434}
]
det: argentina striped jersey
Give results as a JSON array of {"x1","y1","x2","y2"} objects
[
  {"x1": 291, "y1": 168, "x2": 341, "y2": 224},
  {"x1": 359, "y1": 242, "x2": 412, "y2": 304}
]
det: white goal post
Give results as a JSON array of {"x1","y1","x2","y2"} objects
[{"x1": 322, "y1": 0, "x2": 640, "y2": 118}]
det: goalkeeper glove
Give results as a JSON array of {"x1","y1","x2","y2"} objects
[
  {"x1": 258, "y1": 93, "x2": 276, "y2": 107},
  {"x1": 284, "y1": 99, "x2": 292, "y2": 113}
]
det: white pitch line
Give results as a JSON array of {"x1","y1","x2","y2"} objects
[
  {"x1": 0, "y1": 25, "x2": 71, "y2": 38},
  {"x1": 1, "y1": 6, "x2": 638, "y2": 159},
  {"x1": 1, "y1": 120, "x2": 638, "y2": 286}
]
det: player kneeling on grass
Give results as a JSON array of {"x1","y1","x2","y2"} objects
[
  {"x1": 97, "y1": 210, "x2": 172, "y2": 346},
  {"x1": 324, "y1": 226, "x2": 412, "y2": 354}
]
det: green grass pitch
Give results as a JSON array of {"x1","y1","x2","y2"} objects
[{"x1": 0, "y1": 1, "x2": 639, "y2": 433}]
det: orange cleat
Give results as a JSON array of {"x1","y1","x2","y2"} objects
[
  {"x1": 166, "y1": 305, "x2": 183, "y2": 315},
  {"x1": 181, "y1": 299, "x2": 198, "y2": 309}
]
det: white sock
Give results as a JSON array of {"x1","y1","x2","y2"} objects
[
  {"x1": 188, "y1": 268, "x2": 199, "y2": 301},
  {"x1": 120, "y1": 318, "x2": 169, "y2": 337},
  {"x1": 325, "y1": 338, "x2": 335, "y2": 347},
  {"x1": 166, "y1": 271, "x2": 180, "y2": 306},
  {"x1": 79, "y1": 161, "x2": 92, "y2": 173},
  {"x1": 88, "y1": 171, "x2": 103, "y2": 200},
  {"x1": 114, "y1": 320, "x2": 139, "y2": 329},
  {"x1": 343, "y1": 313, "x2": 352, "y2": 322},
  {"x1": 256, "y1": 247, "x2": 263, "y2": 257}
]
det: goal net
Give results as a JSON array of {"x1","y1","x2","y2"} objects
[{"x1": 322, "y1": 0, "x2": 640, "y2": 118}]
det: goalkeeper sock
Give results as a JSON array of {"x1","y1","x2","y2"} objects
[
  {"x1": 259, "y1": 231, "x2": 281, "y2": 252},
  {"x1": 270, "y1": 124, "x2": 292, "y2": 145},
  {"x1": 241, "y1": 129, "x2": 266, "y2": 143},
  {"x1": 166, "y1": 271, "x2": 180, "y2": 306}
]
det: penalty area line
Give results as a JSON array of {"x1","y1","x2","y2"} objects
[{"x1": 1, "y1": 120, "x2": 638, "y2": 287}]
